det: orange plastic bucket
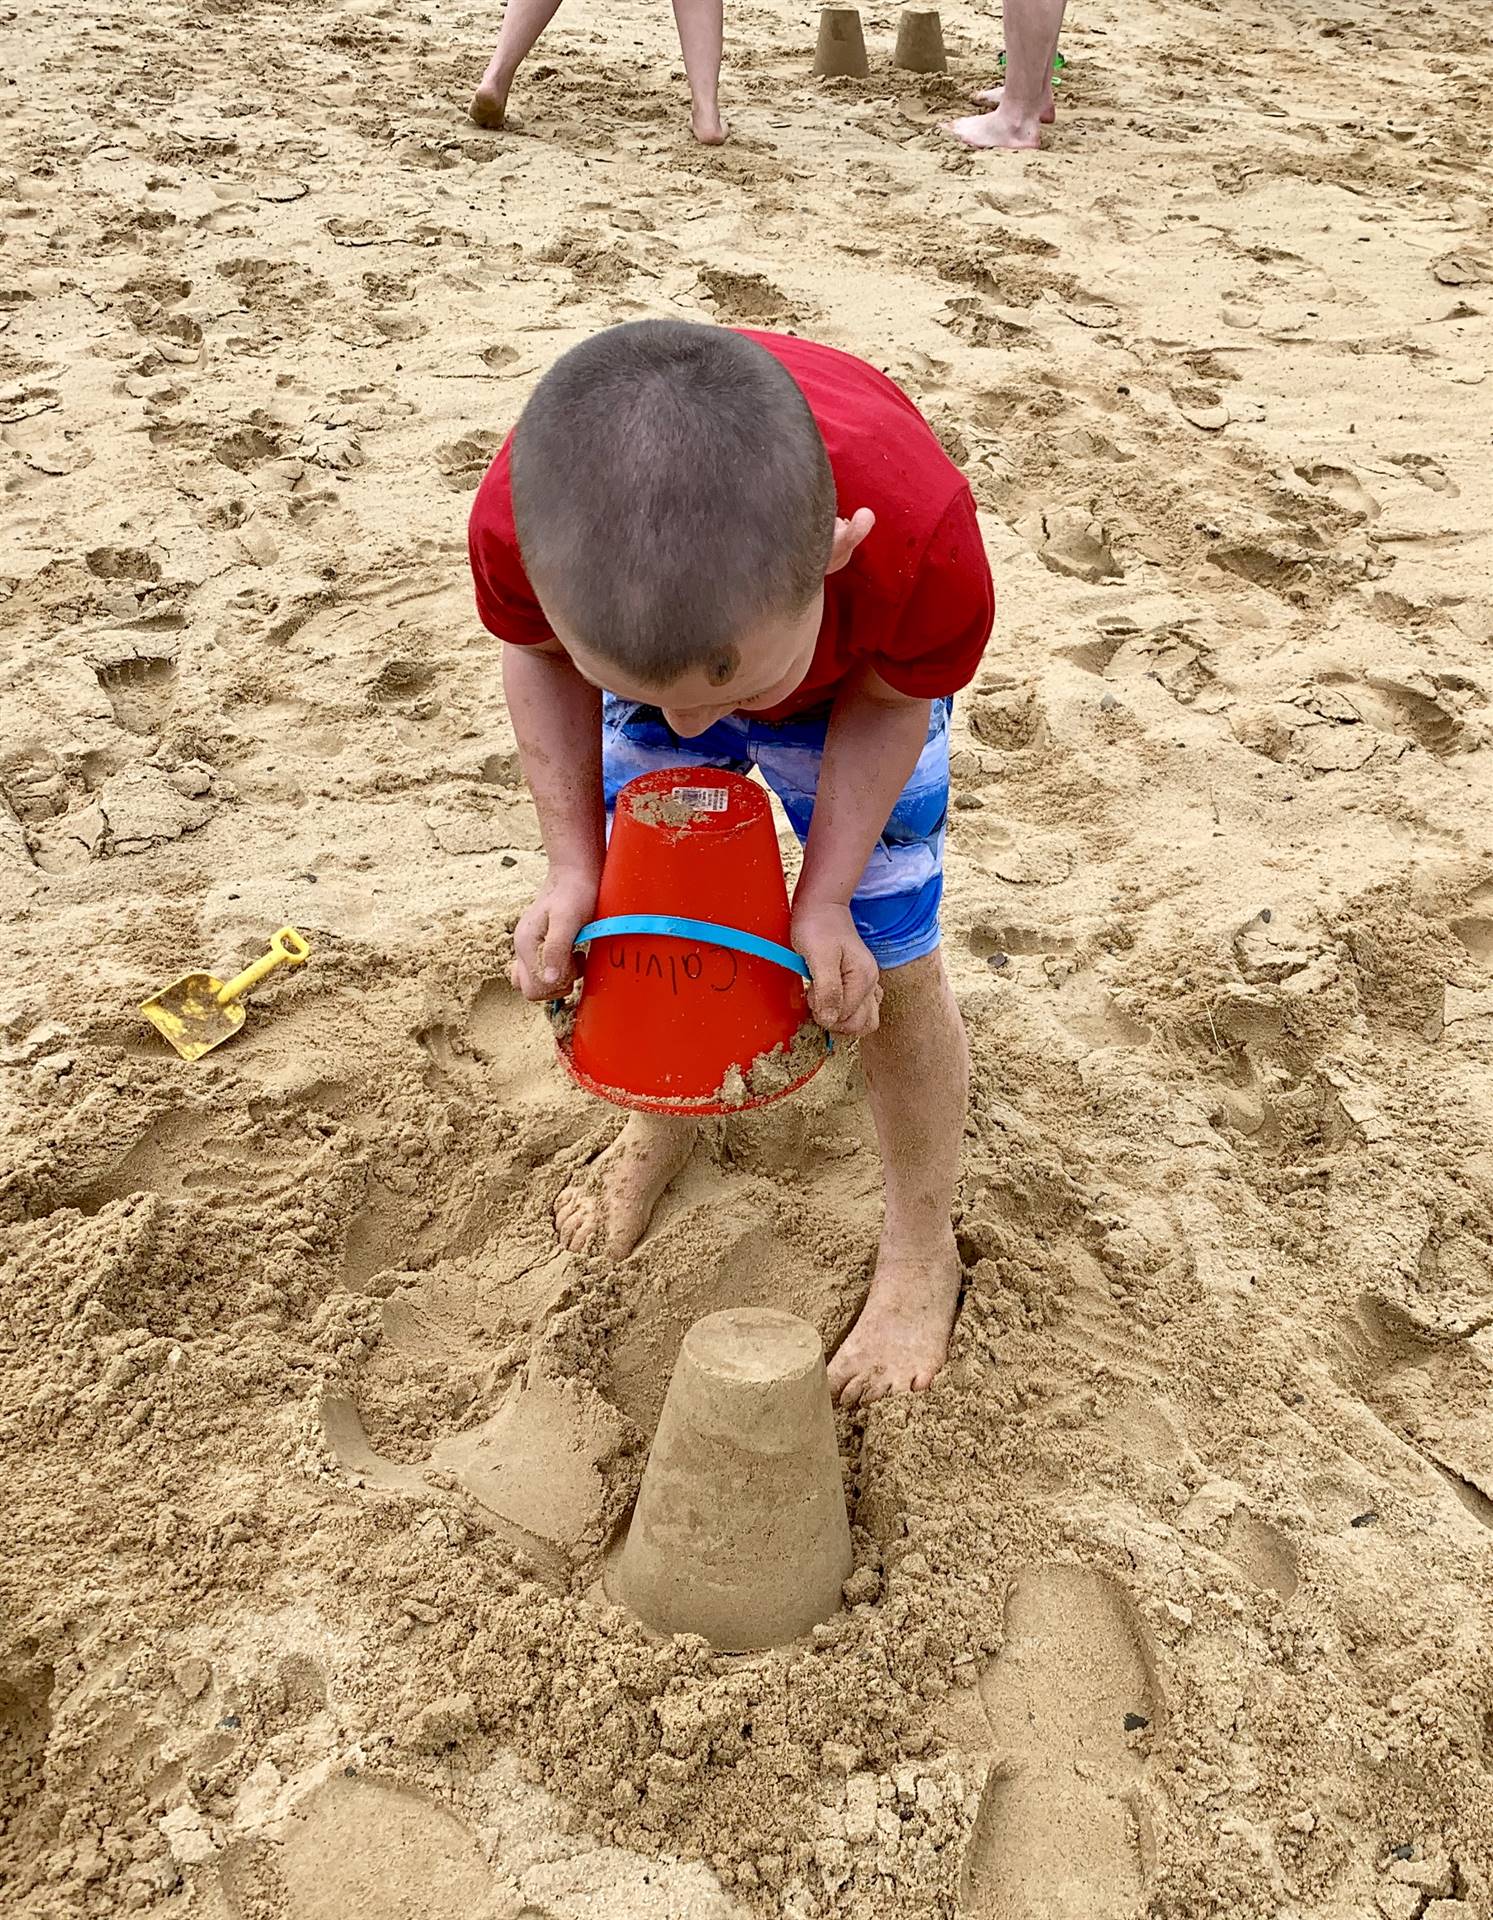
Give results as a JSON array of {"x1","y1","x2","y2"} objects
[{"x1": 556, "y1": 768, "x2": 829, "y2": 1115}]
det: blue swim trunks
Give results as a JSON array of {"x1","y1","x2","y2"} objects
[{"x1": 602, "y1": 696, "x2": 952, "y2": 972}]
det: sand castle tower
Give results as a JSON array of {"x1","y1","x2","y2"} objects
[
  {"x1": 813, "y1": 6, "x2": 871, "y2": 78},
  {"x1": 608, "y1": 1309, "x2": 853, "y2": 1651},
  {"x1": 894, "y1": 7, "x2": 947, "y2": 72}
]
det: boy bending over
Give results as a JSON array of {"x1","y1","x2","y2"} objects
[{"x1": 468, "y1": 322, "x2": 994, "y2": 1406}]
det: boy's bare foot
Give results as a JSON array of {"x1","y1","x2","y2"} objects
[
  {"x1": 827, "y1": 1232, "x2": 963, "y2": 1408},
  {"x1": 470, "y1": 76, "x2": 512, "y2": 129},
  {"x1": 971, "y1": 82, "x2": 1056, "y2": 121},
  {"x1": 692, "y1": 104, "x2": 728, "y2": 144},
  {"x1": 554, "y1": 1114, "x2": 697, "y2": 1259},
  {"x1": 942, "y1": 105, "x2": 1045, "y2": 150}
]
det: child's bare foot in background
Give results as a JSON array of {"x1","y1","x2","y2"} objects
[
  {"x1": 970, "y1": 80, "x2": 1056, "y2": 121},
  {"x1": 469, "y1": 70, "x2": 513, "y2": 128},
  {"x1": 945, "y1": 0, "x2": 1067, "y2": 151},
  {"x1": 943, "y1": 103, "x2": 1045, "y2": 150},
  {"x1": 468, "y1": 0, "x2": 565, "y2": 129}
]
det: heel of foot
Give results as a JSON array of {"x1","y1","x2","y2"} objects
[{"x1": 470, "y1": 87, "x2": 509, "y2": 130}]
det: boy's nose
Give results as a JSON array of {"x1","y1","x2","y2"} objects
[{"x1": 664, "y1": 706, "x2": 730, "y2": 738}]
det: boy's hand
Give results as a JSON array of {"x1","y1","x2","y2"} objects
[
  {"x1": 792, "y1": 901, "x2": 883, "y2": 1038},
  {"x1": 512, "y1": 869, "x2": 598, "y2": 1001}
]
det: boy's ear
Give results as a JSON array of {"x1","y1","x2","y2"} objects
[{"x1": 826, "y1": 507, "x2": 876, "y2": 576}]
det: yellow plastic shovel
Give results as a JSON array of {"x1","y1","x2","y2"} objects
[{"x1": 140, "y1": 926, "x2": 311, "y2": 1061}]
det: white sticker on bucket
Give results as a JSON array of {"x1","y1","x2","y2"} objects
[{"x1": 670, "y1": 786, "x2": 730, "y2": 812}]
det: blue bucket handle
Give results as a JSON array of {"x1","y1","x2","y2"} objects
[
  {"x1": 573, "y1": 913, "x2": 812, "y2": 980},
  {"x1": 559, "y1": 913, "x2": 832, "y2": 1055}
]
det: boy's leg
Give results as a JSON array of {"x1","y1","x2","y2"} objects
[
  {"x1": 944, "y1": 0, "x2": 1068, "y2": 150},
  {"x1": 671, "y1": 0, "x2": 727, "y2": 144},
  {"x1": 828, "y1": 950, "x2": 967, "y2": 1405},
  {"x1": 553, "y1": 700, "x2": 745, "y2": 1258},
  {"x1": 471, "y1": 0, "x2": 566, "y2": 129},
  {"x1": 755, "y1": 700, "x2": 966, "y2": 1402}
]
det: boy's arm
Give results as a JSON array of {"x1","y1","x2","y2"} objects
[
  {"x1": 793, "y1": 667, "x2": 933, "y2": 1037},
  {"x1": 502, "y1": 640, "x2": 606, "y2": 999}
]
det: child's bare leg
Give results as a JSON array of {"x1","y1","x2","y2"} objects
[
  {"x1": 828, "y1": 951, "x2": 967, "y2": 1407},
  {"x1": 555, "y1": 1112, "x2": 698, "y2": 1259},
  {"x1": 945, "y1": 0, "x2": 1067, "y2": 151},
  {"x1": 671, "y1": 0, "x2": 727, "y2": 144},
  {"x1": 471, "y1": 0, "x2": 566, "y2": 128}
]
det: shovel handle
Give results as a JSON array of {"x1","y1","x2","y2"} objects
[{"x1": 215, "y1": 926, "x2": 312, "y2": 1007}]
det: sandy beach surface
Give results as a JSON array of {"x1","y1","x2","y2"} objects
[{"x1": 4, "y1": 0, "x2": 1493, "y2": 1913}]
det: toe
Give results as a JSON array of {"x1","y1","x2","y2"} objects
[
  {"x1": 836, "y1": 1368, "x2": 874, "y2": 1410},
  {"x1": 836, "y1": 1367, "x2": 882, "y2": 1413},
  {"x1": 826, "y1": 1352, "x2": 858, "y2": 1402},
  {"x1": 555, "y1": 1202, "x2": 593, "y2": 1253},
  {"x1": 911, "y1": 1364, "x2": 940, "y2": 1392},
  {"x1": 858, "y1": 1370, "x2": 896, "y2": 1406}
]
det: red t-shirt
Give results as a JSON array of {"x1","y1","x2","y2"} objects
[{"x1": 466, "y1": 331, "x2": 994, "y2": 720}]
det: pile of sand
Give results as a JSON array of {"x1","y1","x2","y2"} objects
[{"x1": 4, "y1": 0, "x2": 1493, "y2": 1914}]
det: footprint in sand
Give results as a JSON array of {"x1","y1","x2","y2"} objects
[
  {"x1": 0, "y1": 1646, "x2": 54, "y2": 1804},
  {"x1": 962, "y1": 1565, "x2": 1155, "y2": 1919},
  {"x1": 1309, "y1": 668, "x2": 1479, "y2": 759},
  {"x1": 93, "y1": 646, "x2": 179, "y2": 735},
  {"x1": 435, "y1": 430, "x2": 502, "y2": 493},
  {"x1": 1335, "y1": 1293, "x2": 1493, "y2": 1537},
  {"x1": 212, "y1": 424, "x2": 285, "y2": 473},
  {"x1": 1451, "y1": 904, "x2": 1493, "y2": 966},
  {"x1": 85, "y1": 544, "x2": 162, "y2": 584},
  {"x1": 1223, "y1": 1508, "x2": 1300, "y2": 1602},
  {"x1": 1387, "y1": 451, "x2": 1459, "y2": 498},
  {"x1": 697, "y1": 266, "x2": 802, "y2": 327},
  {"x1": 417, "y1": 972, "x2": 562, "y2": 1106},
  {"x1": 131, "y1": 308, "x2": 204, "y2": 368},
  {"x1": 272, "y1": 1778, "x2": 499, "y2": 1920},
  {"x1": 67, "y1": 1106, "x2": 290, "y2": 1216},
  {"x1": 1021, "y1": 505, "x2": 1123, "y2": 584},
  {"x1": 1294, "y1": 460, "x2": 1380, "y2": 523},
  {"x1": 1208, "y1": 536, "x2": 1313, "y2": 594}
]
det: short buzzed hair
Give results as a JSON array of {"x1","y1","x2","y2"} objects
[{"x1": 510, "y1": 321, "x2": 835, "y2": 688}]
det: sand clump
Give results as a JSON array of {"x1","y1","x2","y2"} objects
[
  {"x1": 5, "y1": 0, "x2": 1493, "y2": 1914},
  {"x1": 718, "y1": 1021, "x2": 831, "y2": 1107},
  {"x1": 628, "y1": 786, "x2": 729, "y2": 829},
  {"x1": 747, "y1": 1021, "x2": 831, "y2": 1097}
]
